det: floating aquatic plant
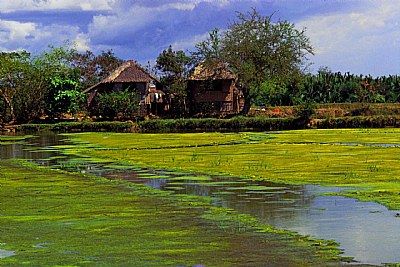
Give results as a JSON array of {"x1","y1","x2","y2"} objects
[{"x1": 62, "y1": 129, "x2": 400, "y2": 211}]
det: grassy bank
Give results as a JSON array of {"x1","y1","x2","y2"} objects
[
  {"x1": 0, "y1": 160, "x2": 346, "y2": 266},
  {"x1": 5, "y1": 114, "x2": 400, "y2": 135}
]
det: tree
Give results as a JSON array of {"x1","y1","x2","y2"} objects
[
  {"x1": 156, "y1": 45, "x2": 191, "y2": 95},
  {"x1": 0, "y1": 51, "x2": 31, "y2": 123},
  {"x1": 31, "y1": 45, "x2": 83, "y2": 119},
  {"x1": 156, "y1": 45, "x2": 192, "y2": 116},
  {"x1": 191, "y1": 28, "x2": 222, "y2": 63},
  {"x1": 71, "y1": 49, "x2": 124, "y2": 89},
  {"x1": 192, "y1": 8, "x2": 314, "y2": 113},
  {"x1": 94, "y1": 89, "x2": 139, "y2": 120}
]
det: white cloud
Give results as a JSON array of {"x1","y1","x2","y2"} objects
[
  {"x1": 163, "y1": 2, "x2": 197, "y2": 11},
  {"x1": 0, "y1": 20, "x2": 36, "y2": 43},
  {"x1": 0, "y1": 19, "x2": 90, "y2": 53},
  {"x1": 72, "y1": 33, "x2": 91, "y2": 51},
  {"x1": 297, "y1": 0, "x2": 400, "y2": 75},
  {"x1": 193, "y1": 0, "x2": 231, "y2": 8},
  {"x1": 87, "y1": 3, "x2": 183, "y2": 44},
  {"x1": 170, "y1": 32, "x2": 209, "y2": 52},
  {"x1": 87, "y1": 0, "x2": 234, "y2": 45},
  {"x1": 0, "y1": 0, "x2": 116, "y2": 13}
]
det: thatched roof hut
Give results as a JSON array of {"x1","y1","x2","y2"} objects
[
  {"x1": 83, "y1": 60, "x2": 162, "y2": 106},
  {"x1": 187, "y1": 62, "x2": 243, "y2": 115},
  {"x1": 188, "y1": 62, "x2": 236, "y2": 81}
]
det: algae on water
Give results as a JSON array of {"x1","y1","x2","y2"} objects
[
  {"x1": 0, "y1": 159, "x2": 346, "y2": 266},
  {"x1": 62, "y1": 129, "x2": 400, "y2": 210}
]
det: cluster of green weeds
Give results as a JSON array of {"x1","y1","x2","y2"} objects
[
  {"x1": 0, "y1": 134, "x2": 34, "y2": 145},
  {"x1": 317, "y1": 115, "x2": 400, "y2": 128},
  {"x1": 8, "y1": 114, "x2": 400, "y2": 134}
]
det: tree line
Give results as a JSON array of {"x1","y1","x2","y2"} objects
[
  {"x1": 0, "y1": 45, "x2": 123, "y2": 123},
  {"x1": 250, "y1": 68, "x2": 400, "y2": 107},
  {"x1": 1, "y1": 8, "x2": 399, "y2": 124}
]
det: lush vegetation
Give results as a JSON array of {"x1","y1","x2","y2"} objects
[
  {"x1": 11, "y1": 108, "x2": 400, "y2": 133},
  {"x1": 0, "y1": 158, "x2": 347, "y2": 266},
  {"x1": 63, "y1": 129, "x2": 400, "y2": 210},
  {"x1": 0, "y1": 45, "x2": 123, "y2": 124},
  {"x1": 14, "y1": 121, "x2": 136, "y2": 132}
]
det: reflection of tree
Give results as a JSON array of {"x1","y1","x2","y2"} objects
[{"x1": 1, "y1": 133, "x2": 64, "y2": 163}]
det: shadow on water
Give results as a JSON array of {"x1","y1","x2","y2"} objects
[{"x1": 2, "y1": 132, "x2": 400, "y2": 265}]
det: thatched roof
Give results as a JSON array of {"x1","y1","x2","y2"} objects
[
  {"x1": 188, "y1": 62, "x2": 236, "y2": 81},
  {"x1": 83, "y1": 60, "x2": 157, "y2": 94}
]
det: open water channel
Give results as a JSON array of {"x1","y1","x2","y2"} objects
[{"x1": 1, "y1": 132, "x2": 400, "y2": 266}]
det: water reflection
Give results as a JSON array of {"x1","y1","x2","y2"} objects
[
  {"x1": 106, "y1": 169, "x2": 400, "y2": 264},
  {"x1": 1, "y1": 132, "x2": 400, "y2": 265},
  {"x1": 0, "y1": 249, "x2": 16, "y2": 259},
  {"x1": 0, "y1": 133, "x2": 64, "y2": 165},
  {"x1": 291, "y1": 195, "x2": 400, "y2": 265}
]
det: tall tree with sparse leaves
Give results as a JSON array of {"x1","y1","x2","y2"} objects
[
  {"x1": 192, "y1": 8, "x2": 314, "y2": 114},
  {"x1": 71, "y1": 49, "x2": 124, "y2": 89},
  {"x1": 0, "y1": 51, "x2": 32, "y2": 123}
]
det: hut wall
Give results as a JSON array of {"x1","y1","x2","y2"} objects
[
  {"x1": 113, "y1": 83, "x2": 123, "y2": 91},
  {"x1": 188, "y1": 79, "x2": 242, "y2": 114},
  {"x1": 191, "y1": 80, "x2": 233, "y2": 102},
  {"x1": 136, "y1": 82, "x2": 147, "y2": 95}
]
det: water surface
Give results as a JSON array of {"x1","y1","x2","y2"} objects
[
  {"x1": 2, "y1": 133, "x2": 400, "y2": 265},
  {"x1": 0, "y1": 249, "x2": 15, "y2": 259}
]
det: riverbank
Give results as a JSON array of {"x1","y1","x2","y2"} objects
[{"x1": 0, "y1": 103, "x2": 399, "y2": 133}]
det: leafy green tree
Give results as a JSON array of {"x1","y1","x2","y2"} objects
[
  {"x1": 156, "y1": 45, "x2": 192, "y2": 116},
  {"x1": 0, "y1": 45, "x2": 125, "y2": 123},
  {"x1": 0, "y1": 51, "x2": 49, "y2": 123},
  {"x1": 32, "y1": 45, "x2": 83, "y2": 119},
  {"x1": 300, "y1": 69, "x2": 396, "y2": 105},
  {"x1": 49, "y1": 77, "x2": 83, "y2": 115},
  {"x1": 191, "y1": 28, "x2": 222, "y2": 63},
  {"x1": 192, "y1": 8, "x2": 314, "y2": 113},
  {"x1": 251, "y1": 80, "x2": 288, "y2": 107}
]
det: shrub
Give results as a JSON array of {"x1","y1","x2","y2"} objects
[
  {"x1": 92, "y1": 90, "x2": 139, "y2": 120},
  {"x1": 137, "y1": 117, "x2": 300, "y2": 133}
]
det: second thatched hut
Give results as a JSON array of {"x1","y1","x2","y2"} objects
[{"x1": 187, "y1": 63, "x2": 244, "y2": 116}]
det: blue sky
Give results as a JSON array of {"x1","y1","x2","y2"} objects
[{"x1": 1, "y1": 0, "x2": 399, "y2": 76}]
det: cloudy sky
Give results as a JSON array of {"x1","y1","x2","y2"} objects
[{"x1": 1, "y1": 0, "x2": 399, "y2": 76}]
